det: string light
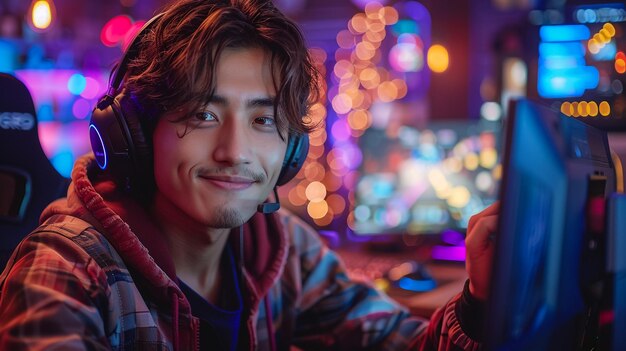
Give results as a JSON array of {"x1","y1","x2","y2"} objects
[{"x1": 560, "y1": 101, "x2": 611, "y2": 117}]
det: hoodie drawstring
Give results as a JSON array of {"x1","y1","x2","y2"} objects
[
  {"x1": 170, "y1": 292, "x2": 180, "y2": 351},
  {"x1": 264, "y1": 295, "x2": 276, "y2": 351}
]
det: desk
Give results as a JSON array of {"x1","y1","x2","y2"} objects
[
  {"x1": 335, "y1": 248, "x2": 468, "y2": 318},
  {"x1": 387, "y1": 263, "x2": 467, "y2": 317}
]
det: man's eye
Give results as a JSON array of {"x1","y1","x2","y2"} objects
[
  {"x1": 255, "y1": 116, "x2": 276, "y2": 126},
  {"x1": 195, "y1": 112, "x2": 218, "y2": 122}
]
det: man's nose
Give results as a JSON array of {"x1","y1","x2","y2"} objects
[{"x1": 212, "y1": 120, "x2": 251, "y2": 165}]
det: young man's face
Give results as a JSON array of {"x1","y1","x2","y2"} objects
[{"x1": 152, "y1": 47, "x2": 288, "y2": 228}]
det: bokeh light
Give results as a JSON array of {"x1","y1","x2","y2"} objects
[
  {"x1": 72, "y1": 99, "x2": 92, "y2": 120},
  {"x1": 67, "y1": 73, "x2": 87, "y2": 95},
  {"x1": 305, "y1": 181, "x2": 327, "y2": 202},
  {"x1": 389, "y1": 43, "x2": 423, "y2": 72},
  {"x1": 599, "y1": 101, "x2": 611, "y2": 116},
  {"x1": 616, "y1": 52, "x2": 626, "y2": 74},
  {"x1": 29, "y1": 0, "x2": 55, "y2": 31},
  {"x1": 101, "y1": 15, "x2": 133, "y2": 47},
  {"x1": 308, "y1": 200, "x2": 329, "y2": 219},
  {"x1": 79, "y1": 77, "x2": 101, "y2": 99},
  {"x1": 427, "y1": 44, "x2": 449, "y2": 73},
  {"x1": 480, "y1": 102, "x2": 502, "y2": 121}
]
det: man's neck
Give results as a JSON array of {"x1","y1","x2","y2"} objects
[{"x1": 151, "y1": 192, "x2": 232, "y2": 304}]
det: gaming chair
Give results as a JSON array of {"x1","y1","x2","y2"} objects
[{"x1": 0, "y1": 73, "x2": 69, "y2": 270}]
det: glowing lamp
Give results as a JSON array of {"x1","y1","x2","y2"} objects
[{"x1": 27, "y1": 0, "x2": 56, "y2": 32}]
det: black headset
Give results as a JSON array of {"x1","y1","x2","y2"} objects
[{"x1": 89, "y1": 13, "x2": 310, "y2": 196}]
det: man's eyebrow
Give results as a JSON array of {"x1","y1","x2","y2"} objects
[
  {"x1": 208, "y1": 95, "x2": 228, "y2": 105},
  {"x1": 208, "y1": 95, "x2": 276, "y2": 108},
  {"x1": 247, "y1": 97, "x2": 275, "y2": 108}
]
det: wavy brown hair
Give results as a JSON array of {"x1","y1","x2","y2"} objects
[{"x1": 123, "y1": 0, "x2": 320, "y2": 139}]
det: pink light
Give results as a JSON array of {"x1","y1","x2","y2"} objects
[
  {"x1": 80, "y1": 77, "x2": 101, "y2": 99},
  {"x1": 336, "y1": 142, "x2": 363, "y2": 170},
  {"x1": 38, "y1": 121, "x2": 62, "y2": 158},
  {"x1": 15, "y1": 69, "x2": 78, "y2": 102},
  {"x1": 389, "y1": 42, "x2": 423, "y2": 72},
  {"x1": 384, "y1": 208, "x2": 403, "y2": 227},
  {"x1": 331, "y1": 119, "x2": 351, "y2": 142},
  {"x1": 101, "y1": 15, "x2": 133, "y2": 47},
  {"x1": 38, "y1": 121, "x2": 91, "y2": 159},
  {"x1": 72, "y1": 98, "x2": 92, "y2": 119},
  {"x1": 64, "y1": 121, "x2": 91, "y2": 155}
]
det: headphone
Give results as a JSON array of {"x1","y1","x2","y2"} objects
[{"x1": 89, "y1": 13, "x2": 310, "y2": 198}]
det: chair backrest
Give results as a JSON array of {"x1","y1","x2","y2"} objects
[{"x1": 0, "y1": 73, "x2": 69, "y2": 269}]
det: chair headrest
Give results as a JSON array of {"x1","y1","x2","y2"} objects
[{"x1": 0, "y1": 73, "x2": 42, "y2": 165}]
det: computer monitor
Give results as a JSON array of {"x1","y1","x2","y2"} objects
[
  {"x1": 351, "y1": 121, "x2": 501, "y2": 241},
  {"x1": 485, "y1": 98, "x2": 617, "y2": 350}
]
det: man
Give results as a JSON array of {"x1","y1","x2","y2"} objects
[{"x1": 0, "y1": 0, "x2": 498, "y2": 350}]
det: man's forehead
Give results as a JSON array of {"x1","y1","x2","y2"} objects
[{"x1": 207, "y1": 94, "x2": 276, "y2": 108}]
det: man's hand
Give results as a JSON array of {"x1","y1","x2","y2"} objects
[{"x1": 465, "y1": 202, "x2": 499, "y2": 301}]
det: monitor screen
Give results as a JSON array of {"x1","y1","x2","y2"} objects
[
  {"x1": 352, "y1": 121, "x2": 501, "y2": 237},
  {"x1": 486, "y1": 98, "x2": 616, "y2": 350}
]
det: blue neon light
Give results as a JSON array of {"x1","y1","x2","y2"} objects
[
  {"x1": 539, "y1": 42, "x2": 585, "y2": 57},
  {"x1": 538, "y1": 66, "x2": 599, "y2": 98},
  {"x1": 51, "y1": 150, "x2": 74, "y2": 178},
  {"x1": 537, "y1": 24, "x2": 599, "y2": 99},
  {"x1": 67, "y1": 73, "x2": 87, "y2": 95},
  {"x1": 89, "y1": 124, "x2": 108, "y2": 170},
  {"x1": 398, "y1": 276, "x2": 437, "y2": 292},
  {"x1": 540, "y1": 56, "x2": 585, "y2": 70},
  {"x1": 0, "y1": 40, "x2": 17, "y2": 72},
  {"x1": 539, "y1": 25, "x2": 590, "y2": 42}
]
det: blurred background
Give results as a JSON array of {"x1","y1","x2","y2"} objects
[{"x1": 1, "y1": 0, "x2": 625, "y2": 247}]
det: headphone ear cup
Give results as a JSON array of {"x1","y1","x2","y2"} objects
[
  {"x1": 89, "y1": 99, "x2": 133, "y2": 178},
  {"x1": 118, "y1": 95, "x2": 152, "y2": 178},
  {"x1": 276, "y1": 133, "x2": 309, "y2": 186},
  {"x1": 89, "y1": 94, "x2": 152, "y2": 191}
]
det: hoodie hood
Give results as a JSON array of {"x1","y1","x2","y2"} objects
[{"x1": 41, "y1": 153, "x2": 289, "y2": 309}]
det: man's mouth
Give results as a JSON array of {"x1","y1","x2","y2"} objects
[{"x1": 198, "y1": 175, "x2": 256, "y2": 190}]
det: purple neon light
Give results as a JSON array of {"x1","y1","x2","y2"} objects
[{"x1": 430, "y1": 245, "x2": 466, "y2": 262}]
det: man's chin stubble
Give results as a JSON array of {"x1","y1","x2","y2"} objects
[{"x1": 209, "y1": 207, "x2": 246, "y2": 228}]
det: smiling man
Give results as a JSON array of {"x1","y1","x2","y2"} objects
[{"x1": 0, "y1": 0, "x2": 498, "y2": 350}]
